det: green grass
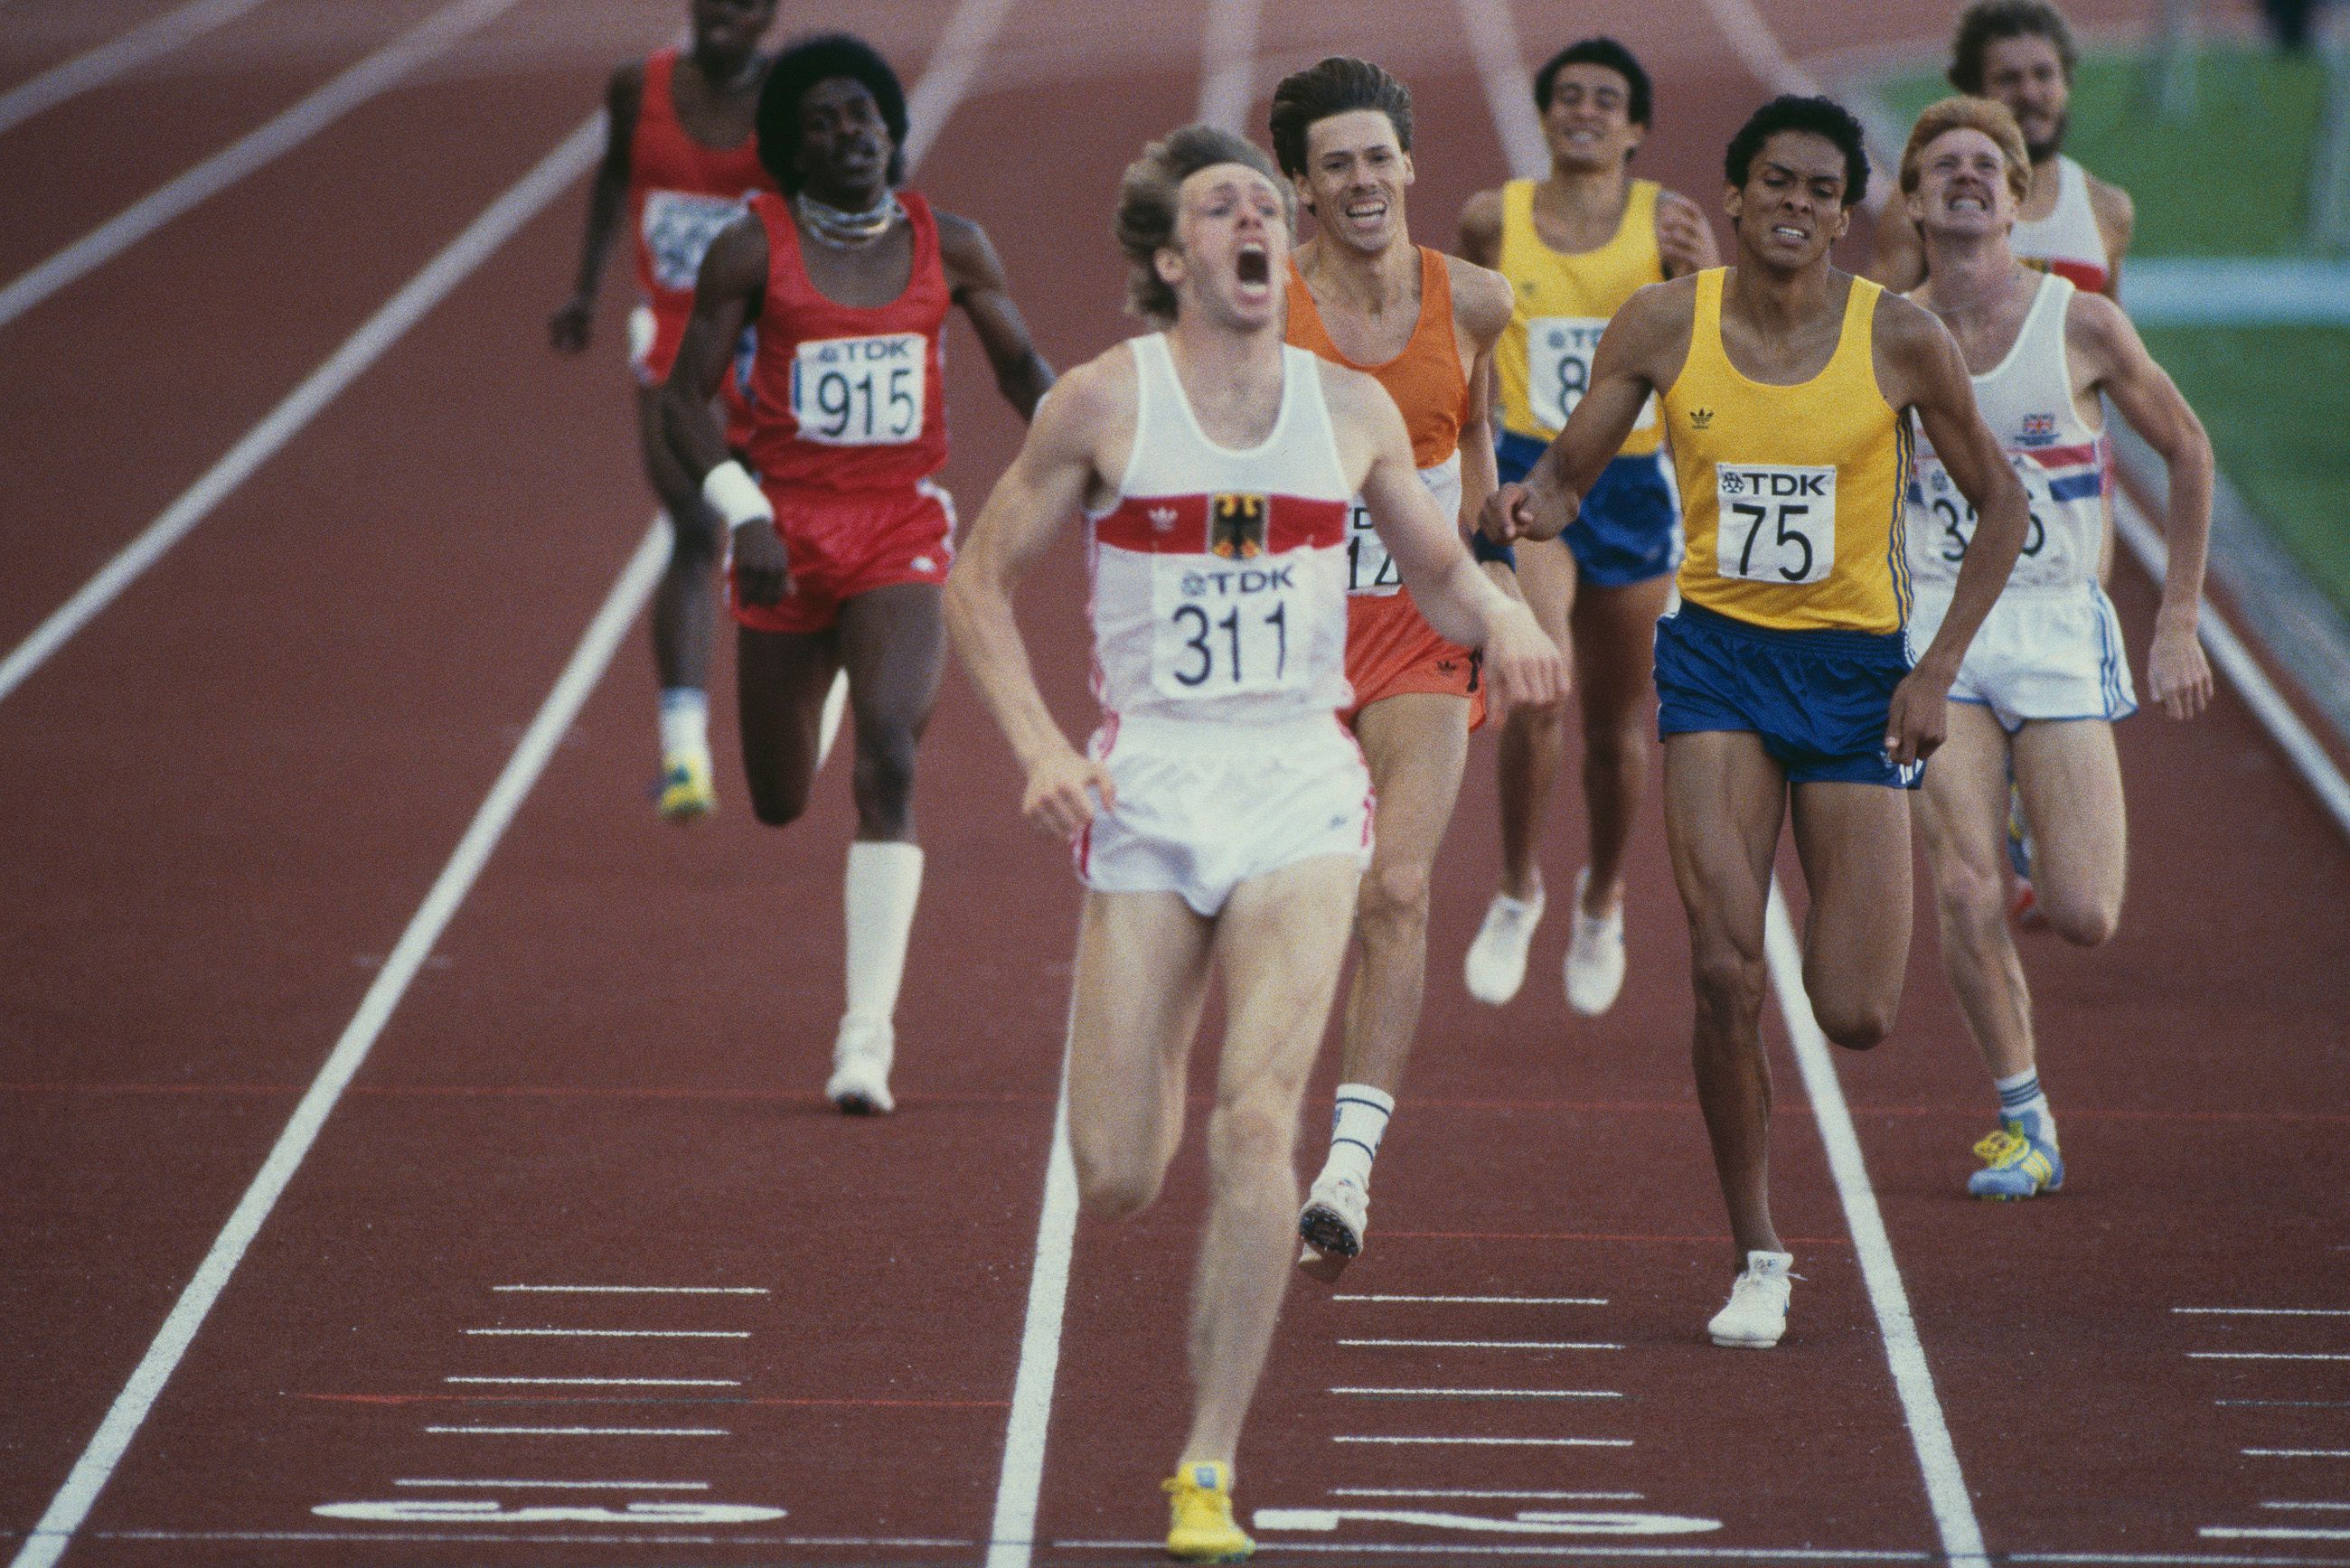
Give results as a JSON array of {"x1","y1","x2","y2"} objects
[{"x1": 1875, "y1": 47, "x2": 2350, "y2": 611}]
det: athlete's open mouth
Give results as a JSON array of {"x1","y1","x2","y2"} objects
[
  {"x1": 1771, "y1": 224, "x2": 1809, "y2": 242},
  {"x1": 1236, "y1": 244, "x2": 1270, "y2": 286}
]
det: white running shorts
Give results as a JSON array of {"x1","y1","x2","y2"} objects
[
  {"x1": 1074, "y1": 711, "x2": 1375, "y2": 916},
  {"x1": 1912, "y1": 580, "x2": 2138, "y2": 734}
]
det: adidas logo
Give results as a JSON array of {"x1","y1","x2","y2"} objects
[
  {"x1": 1690, "y1": 407, "x2": 1715, "y2": 430},
  {"x1": 1149, "y1": 505, "x2": 1178, "y2": 530}
]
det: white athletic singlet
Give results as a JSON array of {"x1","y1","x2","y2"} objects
[
  {"x1": 1086, "y1": 334, "x2": 1355, "y2": 723},
  {"x1": 1907, "y1": 271, "x2": 2103, "y2": 596},
  {"x1": 2012, "y1": 155, "x2": 2110, "y2": 295}
]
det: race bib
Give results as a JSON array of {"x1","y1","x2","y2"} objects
[
  {"x1": 1714, "y1": 463, "x2": 1836, "y2": 585},
  {"x1": 790, "y1": 333, "x2": 926, "y2": 446},
  {"x1": 641, "y1": 190, "x2": 746, "y2": 292},
  {"x1": 1914, "y1": 455, "x2": 2062, "y2": 587},
  {"x1": 1150, "y1": 496, "x2": 1311, "y2": 698},
  {"x1": 1345, "y1": 454, "x2": 1462, "y2": 597},
  {"x1": 1526, "y1": 315, "x2": 1656, "y2": 435}
]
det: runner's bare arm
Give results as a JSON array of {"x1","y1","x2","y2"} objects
[
  {"x1": 2087, "y1": 174, "x2": 2135, "y2": 299},
  {"x1": 1484, "y1": 277, "x2": 1691, "y2": 544},
  {"x1": 1448, "y1": 257, "x2": 1517, "y2": 593},
  {"x1": 550, "y1": 62, "x2": 643, "y2": 353},
  {"x1": 660, "y1": 215, "x2": 779, "y2": 596},
  {"x1": 2073, "y1": 290, "x2": 2213, "y2": 718},
  {"x1": 1877, "y1": 295, "x2": 2033, "y2": 765},
  {"x1": 1655, "y1": 188, "x2": 1721, "y2": 278},
  {"x1": 1334, "y1": 368, "x2": 1565, "y2": 715},
  {"x1": 1456, "y1": 187, "x2": 1504, "y2": 269},
  {"x1": 945, "y1": 356, "x2": 1126, "y2": 836},
  {"x1": 1868, "y1": 202, "x2": 1928, "y2": 294},
  {"x1": 936, "y1": 209, "x2": 1056, "y2": 419}
]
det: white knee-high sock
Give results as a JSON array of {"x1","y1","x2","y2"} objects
[
  {"x1": 843, "y1": 841, "x2": 924, "y2": 1026},
  {"x1": 658, "y1": 687, "x2": 709, "y2": 756},
  {"x1": 1321, "y1": 1084, "x2": 1396, "y2": 1190}
]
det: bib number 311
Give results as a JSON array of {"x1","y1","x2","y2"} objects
[
  {"x1": 1151, "y1": 559, "x2": 1306, "y2": 699},
  {"x1": 791, "y1": 333, "x2": 926, "y2": 446},
  {"x1": 1714, "y1": 463, "x2": 1836, "y2": 586}
]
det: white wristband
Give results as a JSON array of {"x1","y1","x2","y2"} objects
[{"x1": 701, "y1": 460, "x2": 773, "y2": 529}]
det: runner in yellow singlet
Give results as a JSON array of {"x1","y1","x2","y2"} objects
[
  {"x1": 1456, "y1": 37, "x2": 1719, "y2": 1018},
  {"x1": 1485, "y1": 95, "x2": 2032, "y2": 1350}
]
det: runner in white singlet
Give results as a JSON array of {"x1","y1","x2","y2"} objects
[
  {"x1": 944, "y1": 127, "x2": 1560, "y2": 1560},
  {"x1": 1897, "y1": 97, "x2": 2212, "y2": 1203}
]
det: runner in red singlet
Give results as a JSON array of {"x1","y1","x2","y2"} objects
[
  {"x1": 662, "y1": 33, "x2": 1051, "y2": 1117},
  {"x1": 550, "y1": 0, "x2": 779, "y2": 822}
]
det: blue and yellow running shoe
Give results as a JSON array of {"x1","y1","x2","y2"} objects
[
  {"x1": 1969, "y1": 1119, "x2": 2064, "y2": 1199},
  {"x1": 655, "y1": 747, "x2": 717, "y2": 822},
  {"x1": 1164, "y1": 1460, "x2": 1253, "y2": 1563}
]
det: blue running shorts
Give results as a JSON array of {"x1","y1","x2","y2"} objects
[
  {"x1": 1497, "y1": 431, "x2": 1679, "y2": 588},
  {"x1": 1653, "y1": 601, "x2": 1922, "y2": 789}
]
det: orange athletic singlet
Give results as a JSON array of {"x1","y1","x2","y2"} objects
[{"x1": 1284, "y1": 246, "x2": 1483, "y2": 728}]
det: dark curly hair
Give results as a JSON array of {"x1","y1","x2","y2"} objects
[
  {"x1": 1949, "y1": 0, "x2": 2079, "y2": 94},
  {"x1": 1724, "y1": 94, "x2": 1870, "y2": 209},
  {"x1": 1534, "y1": 36, "x2": 1651, "y2": 129},
  {"x1": 1268, "y1": 56, "x2": 1414, "y2": 179},
  {"x1": 756, "y1": 33, "x2": 907, "y2": 193},
  {"x1": 1114, "y1": 125, "x2": 1292, "y2": 324}
]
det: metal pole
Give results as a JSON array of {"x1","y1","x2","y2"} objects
[
  {"x1": 2310, "y1": 5, "x2": 2350, "y2": 252},
  {"x1": 2145, "y1": 0, "x2": 2200, "y2": 120}
]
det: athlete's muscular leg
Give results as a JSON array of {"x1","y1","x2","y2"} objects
[
  {"x1": 1067, "y1": 890, "x2": 1217, "y2": 1221},
  {"x1": 1184, "y1": 853, "x2": 1362, "y2": 1468},
  {"x1": 1788, "y1": 779, "x2": 1916, "y2": 1051},
  {"x1": 1663, "y1": 731, "x2": 1788, "y2": 1262},
  {"x1": 637, "y1": 385, "x2": 723, "y2": 693},
  {"x1": 1913, "y1": 703, "x2": 2036, "y2": 1081},
  {"x1": 2012, "y1": 718, "x2": 2127, "y2": 948},
  {"x1": 1493, "y1": 538, "x2": 1577, "y2": 900},
  {"x1": 834, "y1": 581, "x2": 949, "y2": 842},
  {"x1": 737, "y1": 624, "x2": 841, "y2": 826},
  {"x1": 1339, "y1": 693, "x2": 1471, "y2": 1094},
  {"x1": 1567, "y1": 574, "x2": 1672, "y2": 914}
]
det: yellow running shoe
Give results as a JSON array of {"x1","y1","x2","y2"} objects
[
  {"x1": 655, "y1": 748, "x2": 717, "y2": 822},
  {"x1": 1163, "y1": 1460, "x2": 1252, "y2": 1563}
]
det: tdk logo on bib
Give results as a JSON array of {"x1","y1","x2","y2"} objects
[
  {"x1": 1719, "y1": 468, "x2": 1829, "y2": 500},
  {"x1": 1180, "y1": 564, "x2": 1296, "y2": 597},
  {"x1": 803, "y1": 336, "x2": 919, "y2": 367}
]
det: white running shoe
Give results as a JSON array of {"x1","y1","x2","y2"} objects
[
  {"x1": 1463, "y1": 887, "x2": 1546, "y2": 1005},
  {"x1": 1707, "y1": 1250, "x2": 1795, "y2": 1347},
  {"x1": 1296, "y1": 1170, "x2": 1369, "y2": 1282},
  {"x1": 1563, "y1": 868, "x2": 1627, "y2": 1017},
  {"x1": 824, "y1": 1017, "x2": 895, "y2": 1115}
]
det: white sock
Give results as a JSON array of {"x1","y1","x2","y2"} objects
[
  {"x1": 843, "y1": 840, "x2": 924, "y2": 1026},
  {"x1": 659, "y1": 688, "x2": 709, "y2": 757},
  {"x1": 1321, "y1": 1084, "x2": 1396, "y2": 1191}
]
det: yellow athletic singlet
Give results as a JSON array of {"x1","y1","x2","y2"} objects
[
  {"x1": 1495, "y1": 177, "x2": 1665, "y2": 456},
  {"x1": 1662, "y1": 268, "x2": 1912, "y2": 634}
]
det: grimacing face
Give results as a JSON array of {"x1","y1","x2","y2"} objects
[
  {"x1": 1908, "y1": 126, "x2": 2020, "y2": 240},
  {"x1": 1725, "y1": 129, "x2": 1851, "y2": 272},
  {"x1": 1159, "y1": 162, "x2": 1289, "y2": 329},
  {"x1": 1296, "y1": 108, "x2": 1412, "y2": 258},
  {"x1": 1978, "y1": 32, "x2": 2069, "y2": 160}
]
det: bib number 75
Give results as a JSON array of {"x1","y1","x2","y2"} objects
[{"x1": 1714, "y1": 464, "x2": 1836, "y2": 586}]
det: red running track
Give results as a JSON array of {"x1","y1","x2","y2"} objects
[{"x1": 2, "y1": 0, "x2": 2344, "y2": 1564}]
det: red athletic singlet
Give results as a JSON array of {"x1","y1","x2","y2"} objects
[
  {"x1": 626, "y1": 48, "x2": 774, "y2": 377},
  {"x1": 742, "y1": 190, "x2": 951, "y2": 494}
]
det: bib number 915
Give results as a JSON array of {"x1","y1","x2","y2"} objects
[
  {"x1": 1715, "y1": 464, "x2": 1836, "y2": 586},
  {"x1": 791, "y1": 333, "x2": 926, "y2": 446}
]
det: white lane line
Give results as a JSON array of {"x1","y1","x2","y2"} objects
[
  {"x1": 5, "y1": 521, "x2": 672, "y2": 1568},
  {"x1": 1197, "y1": 0, "x2": 1262, "y2": 134},
  {"x1": 393, "y1": 1479, "x2": 710, "y2": 1490},
  {"x1": 898, "y1": 0, "x2": 1019, "y2": 172},
  {"x1": 425, "y1": 1425, "x2": 728, "y2": 1438},
  {"x1": 446, "y1": 1377, "x2": 739, "y2": 1387},
  {"x1": 2264, "y1": 1502, "x2": 2350, "y2": 1510},
  {"x1": 463, "y1": 1328, "x2": 749, "y2": 1338},
  {"x1": 2194, "y1": 1352, "x2": 2350, "y2": 1362},
  {"x1": 2201, "y1": 1528, "x2": 2350, "y2": 1541},
  {"x1": 0, "y1": 0, "x2": 271, "y2": 136},
  {"x1": 1334, "y1": 1488, "x2": 1645, "y2": 1500},
  {"x1": 1330, "y1": 1387, "x2": 1622, "y2": 1399},
  {"x1": 2177, "y1": 1308, "x2": 2350, "y2": 1317},
  {"x1": 1766, "y1": 886, "x2": 1988, "y2": 1568},
  {"x1": 1334, "y1": 1434, "x2": 1631, "y2": 1448},
  {"x1": 0, "y1": 110, "x2": 604, "y2": 709},
  {"x1": 0, "y1": 0, "x2": 523, "y2": 329},
  {"x1": 984, "y1": 1027, "x2": 1077, "y2": 1568},
  {"x1": 1335, "y1": 1294, "x2": 1607, "y2": 1306},
  {"x1": 2249, "y1": 1450, "x2": 2350, "y2": 1459},
  {"x1": 2114, "y1": 488, "x2": 2350, "y2": 843},
  {"x1": 493, "y1": 1284, "x2": 768, "y2": 1295},
  {"x1": 1454, "y1": 0, "x2": 1546, "y2": 179},
  {"x1": 1338, "y1": 1338, "x2": 1620, "y2": 1350}
]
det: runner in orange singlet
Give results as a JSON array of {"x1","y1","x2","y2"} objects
[
  {"x1": 1271, "y1": 58, "x2": 1518, "y2": 1280},
  {"x1": 550, "y1": 0, "x2": 779, "y2": 822}
]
